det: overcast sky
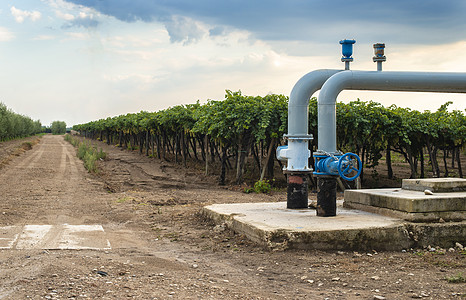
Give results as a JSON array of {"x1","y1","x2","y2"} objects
[{"x1": 1, "y1": 0, "x2": 465, "y2": 126}]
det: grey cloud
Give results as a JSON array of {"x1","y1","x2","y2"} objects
[
  {"x1": 209, "y1": 26, "x2": 225, "y2": 37},
  {"x1": 64, "y1": 0, "x2": 466, "y2": 47},
  {"x1": 62, "y1": 17, "x2": 99, "y2": 29},
  {"x1": 164, "y1": 16, "x2": 206, "y2": 44}
]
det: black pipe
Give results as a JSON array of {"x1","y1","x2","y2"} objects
[
  {"x1": 316, "y1": 177, "x2": 336, "y2": 217},
  {"x1": 286, "y1": 173, "x2": 308, "y2": 209}
]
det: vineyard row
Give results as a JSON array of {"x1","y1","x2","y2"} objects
[{"x1": 73, "y1": 91, "x2": 466, "y2": 184}]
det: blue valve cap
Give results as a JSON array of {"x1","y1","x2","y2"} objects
[{"x1": 340, "y1": 39, "x2": 356, "y2": 59}]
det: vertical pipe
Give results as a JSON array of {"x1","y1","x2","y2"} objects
[
  {"x1": 284, "y1": 69, "x2": 342, "y2": 209},
  {"x1": 316, "y1": 177, "x2": 337, "y2": 216},
  {"x1": 377, "y1": 61, "x2": 382, "y2": 71},
  {"x1": 287, "y1": 173, "x2": 309, "y2": 209}
]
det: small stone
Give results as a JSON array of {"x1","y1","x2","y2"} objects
[
  {"x1": 371, "y1": 276, "x2": 380, "y2": 280},
  {"x1": 307, "y1": 280, "x2": 314, "y2": 284},
  {"x1": 448, "y1": 248, "x2": 455, "y2": 252},
  {"x1": 455, "y1": 242, "x2": 464, "y2": 250},
  {"x1": 438, "y1": 218, "x2": 445, "y2": 223},
  {"x1": 337, "y1": 251, "x2": 345, "y2": 255},
  {"x1": 213, "y1": 224, "x2": 226, "y2": 233},
  {"x1": 401, "y1": 249, "x2": 407, "y2": 253},
  {"x1": 428, "y1": 247, "x2": 436, "y2": 252},
  {"x1": 97, "y1": 271, "x2": 108, "y2": 276},
  {"x1": 420, "y1": 292, "x2": 429, "y2": 297},
  {"x1": 366, "y1": 253, "x2": 373, "y2": 257},
  {"x1": 192, "y1": 264, "x2": 199, "y2": 269},
  {"x1": 300, "y1": 276, "x2": 308, "y2": 280},
  {"x1": 331, "y1": 277, "x2": 340, "y2": 281},
  {"x1": 374, "y1": 295, "x2": 386, "y2": 300},
  {"x1": 51, "y1": 274, "x2": 58, "y2": 278},
  {"x1": 424, "y1": 189, "x2": 433, "y2": 195}
]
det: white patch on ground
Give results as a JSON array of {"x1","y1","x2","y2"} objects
[{"x1": 0, "y1": 225, "x2": 111, "y2": 250}]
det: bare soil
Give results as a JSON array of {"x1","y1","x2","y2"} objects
[{"x1": 0, "y1": 135, "x2": 464, "y2": 299}]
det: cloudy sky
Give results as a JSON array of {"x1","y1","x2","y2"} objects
[{"x1": 1, "y1": 0, "x2": 465, "y2": 126}]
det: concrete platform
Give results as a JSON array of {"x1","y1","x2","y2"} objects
[
  {"x1": 344, "y1": 179, "x2": 466, "y2": 222},
  {"x1": 402, "y1": 178, "x2": 466, "y2": 192},
  {"x1": 201, "y1": 202, "x2": 466, "y2": 251}
]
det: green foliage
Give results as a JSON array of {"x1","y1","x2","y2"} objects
[
  {"x1": 65, "y1": 134, "x2": 106, "y2": 173},
  {"x1": 445, "y1": 273, "x2": 465, "y2": 283},
  {"x1": 72, "y1": 90, "x2": 465, "y2": 181},
  {"x1": 253, "y1": 180, "x2": 271, "y2": 194},
  {"x1": 0, "y1": 102, "x2": 43, "y2": 141},
  {"x1": 51, "y1": 121, "x2": 66, "y2": 135}
]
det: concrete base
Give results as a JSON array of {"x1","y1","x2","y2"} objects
[
  {"x1": 402, "y1": 178, "x2": 466, "y2": 192},
  {"x1": 344, "y1": 178, "x2": 466, "y2": 222},
  {"x1": 201, "y1": 202, "x2": 466, "y2": 251}
]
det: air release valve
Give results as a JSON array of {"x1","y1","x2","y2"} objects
[
  {"x1": 340, "y1": 39, "x2": 356, "y2": 70},
  {"x1": 373, "y1": 43, "x2": 386, "y2": 71}
]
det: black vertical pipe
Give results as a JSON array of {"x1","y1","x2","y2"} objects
[
  {"x1": 287, "y1": 173, "x2": 308, "y2": 209},
  {"x1": 316, "y1": 177, "x2": 337, "y2": 217}
]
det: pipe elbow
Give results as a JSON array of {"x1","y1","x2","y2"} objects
[
  {"x1": 289, "y1": 69, "x2": 342, "y2": 108},
  {"x1": 319, "y1": 71, "x2": 355, "y2": 106}
]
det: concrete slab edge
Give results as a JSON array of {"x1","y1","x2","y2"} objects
[
  {"x1": 201, "y1": 206, "x2": 466, "y2": 252},
  {"x1": 402, "y1": 178, "x2": 466, "y2": 193},
  {"x1": 344, "y1": 189, "x2": 466, "y2": 213},
  {"x1": 343, "y1": 202, "x2": 466, "y2": 222}
]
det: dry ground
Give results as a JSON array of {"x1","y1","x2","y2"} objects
[{"x1": 0, "y1": 135, "x2": 464, "y2": 299}]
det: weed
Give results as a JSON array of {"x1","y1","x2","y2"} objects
[
  {"x1": 64, "y1": 134, "x2": 107, "y2": 173},
  {"x1": 253, "y1": 180, "x2": 271, "y2": 194},
  {"x1": 117, "y1": 197, "x2": 131, "y2": 203},
  {"x1": 164, "y1": 232, "x2": 179, "y2": 242},
  {"x1": 445, "y1": 273, "x2": 465, "y2": 283}
]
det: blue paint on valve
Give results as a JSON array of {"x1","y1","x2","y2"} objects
[{"x1": 339, "y1": 39, "x2": 356, "y2": 59}]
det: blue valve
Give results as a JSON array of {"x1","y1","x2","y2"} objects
[
  {"x1": 339, "y1": 39, "x2": 356, "y2": 60},
  {"x1": 313, "y1": 152, "x2": 362, "y2": 181},
  {"x1": 337, "y1": 153, "x2": 362, "y2": 181}
]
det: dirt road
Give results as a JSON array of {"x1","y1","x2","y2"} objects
[{"x1": 0, "y1": 135, "x2": 464, "y2": 299}]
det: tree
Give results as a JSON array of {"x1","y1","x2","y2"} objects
[{"x1": 51, "y1": 121, "x2": 67, "y2": 135}]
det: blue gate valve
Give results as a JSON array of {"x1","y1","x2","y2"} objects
[{"x1": 313, "y1": 152, "x2": 362, "y2": 181}]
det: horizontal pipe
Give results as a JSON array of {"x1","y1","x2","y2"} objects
[{"x1": 318, "y1": 70, "x2": 466, "y2": 152}]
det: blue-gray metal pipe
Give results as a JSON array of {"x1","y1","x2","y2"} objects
[
  {"x1": 289, "y1": 69, "x2": 342, "y2": 135},
  {"x1": 318, "y1": 70, "x2": 466, "y2": 153},
  {"x1": 279, "y1": 69, "x2": 342, "y2": 172}
]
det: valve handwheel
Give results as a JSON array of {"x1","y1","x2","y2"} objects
[{"x1": 337, "y1": 153, "x2": 362, "y2": 181}]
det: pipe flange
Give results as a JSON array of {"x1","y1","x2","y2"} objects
[
  {"x1": 284, "y1": 134, "x2": 313, "y2": 141},
  {"x1": 313, "y1": 149, "x2": 343, "y2": 157},
  {"x1": 283, "y1": 169, "x2": 313, "y2": 175}
]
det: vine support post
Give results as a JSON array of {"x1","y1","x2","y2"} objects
[{"x1": 205, "y1": 135, "x2": 209, "y2": 175}]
